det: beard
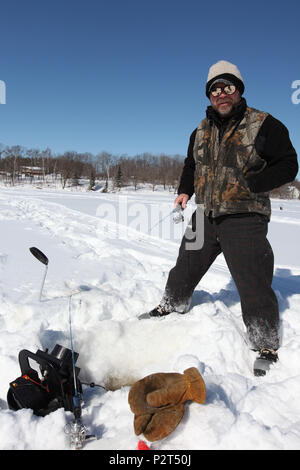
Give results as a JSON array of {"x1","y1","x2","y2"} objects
[
  {"x1": 211, "y1": 95, "x2": 243, "y2": 118},
  {"x1": 215, "y1": 100, "x2": 234, "y2": 116}
]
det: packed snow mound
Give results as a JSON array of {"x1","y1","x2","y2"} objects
[{"x1": 0, "y1": 185, "x2": 300, "y2": 450}]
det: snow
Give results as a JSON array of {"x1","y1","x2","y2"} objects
[{"x1": 0, "y1": 183, "x2": 300, "y2": 450}]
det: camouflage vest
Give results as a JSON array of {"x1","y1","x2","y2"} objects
[{"x1": 193, "y1": 106, "x2": 271, "y2": 219}]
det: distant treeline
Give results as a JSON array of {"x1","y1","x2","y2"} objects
[
  {"x1": 0, "y1": 143, "x2": 299, "y2": 198},
  {"x1": 0, "y1": 144, "x2": 184, "y2": 192}
]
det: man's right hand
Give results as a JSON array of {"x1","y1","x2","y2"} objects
[{"x1": 174, "y1": 193, "x2": 189, "y2": 209}]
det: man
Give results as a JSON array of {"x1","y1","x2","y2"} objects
[{"x1": 140, "y1": 60, "x2": 298, "y2": 376}]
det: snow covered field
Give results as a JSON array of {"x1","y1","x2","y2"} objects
[{"x1": 0, "y1": 183, "x2": 300, "y2": 450}]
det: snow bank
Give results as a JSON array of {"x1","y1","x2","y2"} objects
[{"x1": 0, "y1": 185, "x2": 300, "y2": 450}]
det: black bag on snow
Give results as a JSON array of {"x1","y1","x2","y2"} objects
[{"x1": 7, "y1": 344, "x2": 81, "y2": 417}]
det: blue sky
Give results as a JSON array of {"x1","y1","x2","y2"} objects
[{"x1": 0, "y1": 0, "x2": 299, "y2": 177}]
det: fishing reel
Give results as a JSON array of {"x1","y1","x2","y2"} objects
[
  {"x1": 7, "y1": 344, "x2": 82, "y2": 417},
  {"x1": 172, "y1": 205, "x2": 184, "y2": 224}
]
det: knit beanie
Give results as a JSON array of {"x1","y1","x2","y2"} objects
[{"x1": 206, "y1": 60, "x2": 244, "y2": 97}]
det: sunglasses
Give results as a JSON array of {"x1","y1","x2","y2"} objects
[{"x1": 210, "y1": 84, "x2": 236, "y2": 97}]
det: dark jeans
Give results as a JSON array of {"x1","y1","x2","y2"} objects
[{"x1": 161, "y1": 211, "x2": 280, "y2": 351}]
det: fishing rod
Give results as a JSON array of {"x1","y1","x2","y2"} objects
[
  {"x1": 64, "y1": 293, "x2": 97, "y2": 449},
  {"x1": 147, "y1": 204, "x2": 184, "y2": 235},
  {"x1": 28, "y1": 247, "x2": 97, "y2": 449}
]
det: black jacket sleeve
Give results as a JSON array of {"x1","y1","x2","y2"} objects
[
  {"x1": 246, "y1": 115, "x2": 298, "y2": 193},
  {"x1": 177, "y1": 128, "x2": 196, "y2": 197}
]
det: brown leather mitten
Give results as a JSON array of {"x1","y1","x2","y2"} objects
[
  {"x1": 128, "y1": 367, "x2": 206, "y2": 441},
  {"x1": 146, "y1": 367, "x2": 206, "y2": 407},
  {"x1": 133, "y1": 403, "x2": 185, "y2": 441}
]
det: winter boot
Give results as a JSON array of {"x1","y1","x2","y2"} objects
[
  {"x1": 253, "y1": 348, "x2": 278, "y2": 376},
  {"x1": 138, "y1": 305, "x2": 172, "y2": 320}
]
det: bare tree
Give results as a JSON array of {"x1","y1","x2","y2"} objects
[
  {"x1": 97, "y1": 151, "x2": 115, "y2": 190},
  {"x1": 40, "y1": 147, "x2": 52, "y2": 182},
  {"x1": 4, "y1": 145, "x2": 24, "y2": 185},
  {"x1": 58, "y1": 152, "x2": 75, "y2": 188}
]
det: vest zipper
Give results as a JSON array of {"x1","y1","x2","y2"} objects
[{"x1": 210, "y1": 125, "x2": 221, "y2": 218}]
